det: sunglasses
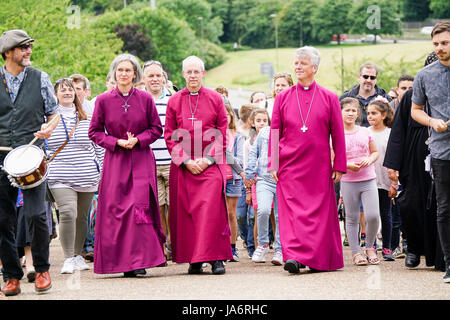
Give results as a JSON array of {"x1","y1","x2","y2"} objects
[
  {"x1": 143, "y1": 60, "x2": 162, "y2": 69},
  {"x1": 17, "y1": 43, "x2": 33, "y2": 52},
  {"x1": 361, "y1": 74, "x2": 377, "y2": 80}
]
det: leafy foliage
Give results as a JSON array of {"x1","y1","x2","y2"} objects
[
  {"x1": 93, "y1": 6, "x2": 226, "y2": 88},
  {"x1": 429, "y1": 0, "x2": 450, "y2": 18},
  {"x1": 0, "y1": 0, "x2": 122, "y2": 95},
  {"x1": 349, "y1": 0, "x2": 403, "y2": 43},
  {"x1": 113, "y1": 23, "x2": 154, "y2": 62}
]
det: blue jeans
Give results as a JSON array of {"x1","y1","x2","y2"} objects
[
  {"x1": 236, "y1": 184, "x2": 255, "y2": 253},
  {"x1": 255, "y1": 179, "x2": 281, "y2": 252}
]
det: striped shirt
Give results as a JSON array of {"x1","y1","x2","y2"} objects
[
  {"x1": 47, "y1": 106, "x2": 104, "y2": 191},
  {"x1": 150, "y1": 88, "x2": 172, "y2": 165}
]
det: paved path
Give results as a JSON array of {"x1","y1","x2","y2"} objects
[{"x1": 3, "y1": 221, "x2": 449, "y2": 301}]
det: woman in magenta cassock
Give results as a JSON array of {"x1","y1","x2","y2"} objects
[
  {"x1": 88, "y1": 54, "x2": 166, "y2": 277},
  {"x1": 164, "y1": 56, "x2": 232, "y2": 275},
  {"x1": 268, "y1": 47, "x2": 347, "y2": 273}
]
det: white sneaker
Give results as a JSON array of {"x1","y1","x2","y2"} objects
[
  {"x1": 73, "y1": 255, "x2": 91, "y2": 271},
  {"x1": 252, "y1": 245, "x2": 269, "y2": 263},
  {"x1": 61, "y1": 257, "x2": 75, "y2": 274},
  {"x1": 271, "y1": 251, "x2": 283, "y2": 266}
]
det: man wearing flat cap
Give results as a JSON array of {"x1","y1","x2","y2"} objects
[{"x1": 0, "y1": 29, "x2": 58, "y2": 297}]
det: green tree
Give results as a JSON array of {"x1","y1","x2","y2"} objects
[
  {"x1": 157, "y1": 0, "x2": 223, "y2": 44},
  {"x1": 349, "y1": 0, "x2": 402, "y2": 44},
  {"x1": 400, "y1": 0, "x2": 431, "y2": 21},
  {"x1": 94, "y1": 6, "x2": 226, "y2": 87},
  {"x1": 278, "y1": 0, "x2": 319, "y2": 47},
  {"x1": 312, "y1": 0, "x2": 354, "y2": 45},
  {"x1": 206, "y1": 0, "x2": 233, "y2": 43},
  {"x1": 429, "y1": 0, "x2": 450, "y2": 18},
  {"x1": 228, "y1": 0, "x2": 284, "y2": 48},
  {"x1": 0, "y1": 0, "x2": 122, "y2": 95},
  {"x1": 113, "y1": 23, "x2": 155, "y2": 62}
]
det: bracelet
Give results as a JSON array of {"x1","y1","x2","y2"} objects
[
  {"x1": 390, "y1": 184, "x2": 399, "y2": 191},
  {"x1": 246, "y1": 191, "x2": 251, "y2": 194}
]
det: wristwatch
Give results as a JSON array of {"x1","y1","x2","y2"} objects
[{"x1": 205, "y1": 157, "x2": 213, "y2": 166}]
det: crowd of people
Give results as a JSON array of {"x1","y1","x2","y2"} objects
[{"x1": 0, "y1": 20, "x2": 449, "y2": 298}]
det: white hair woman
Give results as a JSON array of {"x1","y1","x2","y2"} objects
[{"x1": 88, "y1": 53, "x2": 166, "y2": 277}]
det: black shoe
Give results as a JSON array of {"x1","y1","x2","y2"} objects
[
  {"x1": 284, "y1": 259, "x2": 301, "y2": 274},
  {"x1": 405, "y1": 252, "x2": 420, "y2": 268},
  {"x1": 188, "y1": 262, "x2": 203, "y2": 274},
  {"x1": 123, "y1": 269, "x2": 146, "y2": 277},
  {"x1": 211, "y1": 261, "x2": 225, "y2": 274},
  {"x1": 309, "y1": 267, "x2": 321, "y2": 273},
  {"x1": 444, "y1": 270, "x2": 450, "y2": 283}
]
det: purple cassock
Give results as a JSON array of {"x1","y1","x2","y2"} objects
[
  {"x1": 164, "y1": 86, "x2": 233, "y2": 264},
  {"x1": 268, "y1": 81, "x2": 347, "y2": 271},
  {"x1": 88, "y1": 87, "x2": 166, "y2": 274}
]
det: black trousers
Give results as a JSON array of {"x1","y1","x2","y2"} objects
[
  {"x1": 432, "y1": 158, "x2": 450, "y2": 267},
  {"x1": 0, "y1": 153, "x2": 50, "y2": 283}
]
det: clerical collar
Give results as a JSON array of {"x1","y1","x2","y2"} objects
[
  {"x1": 298, "y1": 81, "x2": 316, "y2": 91},
  {"x1": 116, "y1": 87, "x2": 134, "y2": 97},
  {"x1": 187, "y1": 86, "x2": 202, "y2": 95}
]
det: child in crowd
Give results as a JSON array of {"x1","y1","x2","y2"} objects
[
  {"x1": 224, "y1": 98, "x2": 245, "y2": 262},
  {"x1": 367, "y1": 97, "x2": 398, "y2": 261},
  {"x1": 244, "y1": 108, "x2": 270, "y2": 248},
  {"x1": 340, "y1": 97, "x2": 380, "y2": 266},
  {"x1": 236, "y1": 104, "x2": 257, "y2": 257},
  {"x1": 244, "y1": 109, "x2": 282, "y2": 265}
]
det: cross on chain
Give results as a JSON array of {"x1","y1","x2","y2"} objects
[
  {"x1": 121, "y1": 104, "x2": 131, "y2": 112},
  {"x1": 301, "y1": 125, "x2": 308, "y2": 133},
  {"x1": 188, "y1": 115, "x2": 197, "y2": 125}
]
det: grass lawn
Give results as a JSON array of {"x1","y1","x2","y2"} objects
[{"x1": 204, "y1": 41, "x2": 432, "y2": 95}]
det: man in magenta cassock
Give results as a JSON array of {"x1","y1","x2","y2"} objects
[
  {"x1": 268, "y1": 46, "x2": 347, "y2": 273},
  {"x1": 89, "y1": 54, "x2": 166, "y2": 277},
  {"x1": 164, "y1": 56, "x2": 232, "y2": 275}
]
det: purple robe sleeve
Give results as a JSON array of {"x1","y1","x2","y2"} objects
[
  {"x1": 329, "y1": 94, "x2": 347, "y2": 173},
  {"x1": 136, "y1": 96, "x2": 163, "y2": 149},
  {"x1": 88, "y1": 96, "x2": 118, "y2": 152}
]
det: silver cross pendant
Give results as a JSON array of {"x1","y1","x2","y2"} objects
[
  {"x1": 188, "y1": 115, "x2": 197, "y2": 126},
  {"x1": 300, "y1": 125, "x2": 308, "y2": 133},
  {"x1": 122, "y1": 104, "x2": 130, "y2": 112}
]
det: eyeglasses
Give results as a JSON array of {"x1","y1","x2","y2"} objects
[
  {"x1": 17, "y1": 43, "x2": 33, "y2": 52},
  {"x1": 143, "y1": 60, "x2": 162, "y2": 70},
  {"x1": 361, "y1": 74, "x2": 377, "y2": 80}
]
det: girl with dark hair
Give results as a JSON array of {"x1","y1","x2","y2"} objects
[{"x1": 367, "y1": 96, "x2": 397, "y2": 261}]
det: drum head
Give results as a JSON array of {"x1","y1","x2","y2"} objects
[{"x1": 3, "y1": 145, "x2": 44, "y2": 176}]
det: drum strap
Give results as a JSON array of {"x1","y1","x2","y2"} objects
[{"x1": 47, "y1": 118, "x2": 80, "y2": 163}]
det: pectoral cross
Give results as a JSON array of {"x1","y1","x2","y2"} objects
[
  {"x1": 301, "y1": 125, "x2": 308, "y2": 133},
  {"x1": 188, "y1": 115, "x2": 197, "y2": 126},
  {"x1": 122, "y1": 104, "x2": 131, "y2": 112}
]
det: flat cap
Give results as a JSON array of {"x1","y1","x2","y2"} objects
[{"x1": 0, "y1": 29, "x2": 34, "y2": 54}]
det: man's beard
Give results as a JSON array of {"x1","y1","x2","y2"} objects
[
  {"x1": 436, "y1": 50, "x2": 450, "y2": 62},
  {"x1": 14, "y1": 54, "x2": 31, "y2": 67}
]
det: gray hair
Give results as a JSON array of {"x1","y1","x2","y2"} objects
[
  {"x1": 294, "y1": 46, "x2": 321, "y2": 67},
  {"x1": 182, "y1": 55, "x2": 205, "y2": 72},
  {"x1": 109, "y1": 53, "x2": 142, "y2": 85}
]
